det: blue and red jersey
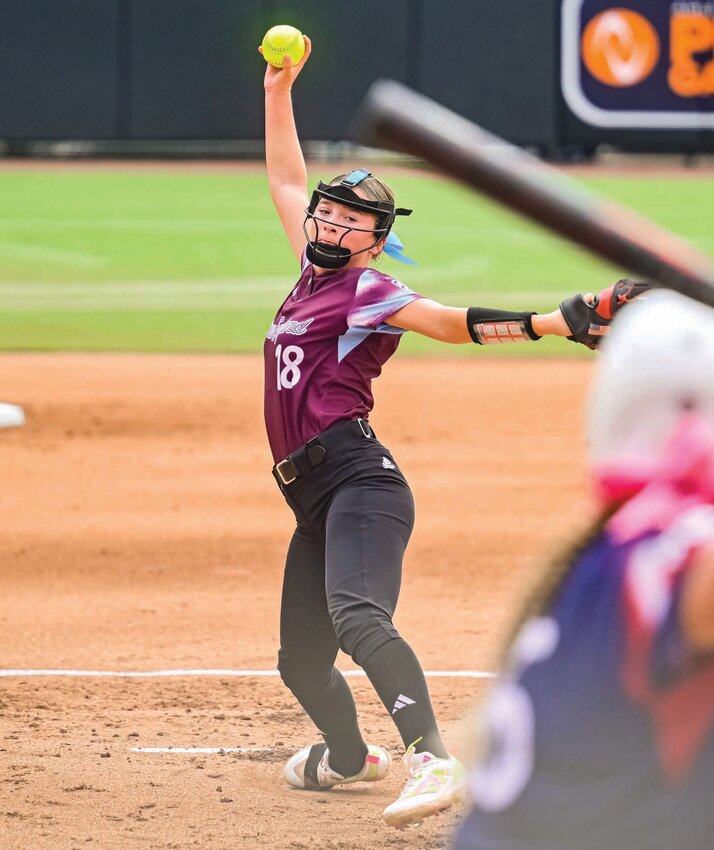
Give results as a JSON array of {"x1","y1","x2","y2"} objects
[
  {"x1": 454, "y1": 505, "x2": 714, "y2": 850},
  {"x1": 263, "y1": 256, "x2": 421, "y2": 462}
]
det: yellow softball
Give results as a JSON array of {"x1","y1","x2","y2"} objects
[{"x1": 261, "y1": 25, "x2": 305, "y2": 68}]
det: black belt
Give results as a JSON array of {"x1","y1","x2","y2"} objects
[{"x1": 272, "y1": 418, "x2": 375, "y2": 487}]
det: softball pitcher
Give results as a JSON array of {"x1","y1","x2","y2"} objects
[
  {"x1": 260, "y1": 36, "x2": 647, "y2": 828},
  {"x1": 453, "y1": 291, "x2": 714, "y2": 850}
]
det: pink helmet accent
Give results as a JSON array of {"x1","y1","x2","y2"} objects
[{"x1": 588, "y1": 290, "x2": 714, "y2": 537}]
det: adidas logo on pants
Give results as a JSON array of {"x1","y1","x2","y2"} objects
[{"x1": 392, "y1": 694, "x2": 416, "y2": 714}]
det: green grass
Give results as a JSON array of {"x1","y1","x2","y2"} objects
[{"x1": 1, "y1": 168, "x2": 712, "y2": 354}]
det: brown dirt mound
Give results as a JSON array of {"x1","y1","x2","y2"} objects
[{"x1": 0, "y1": 353, "x2": 593, "y2": 849}]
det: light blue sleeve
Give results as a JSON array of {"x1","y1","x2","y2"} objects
[{"x1": 347, "y1": 269, "x2": 423, "y2": 333}]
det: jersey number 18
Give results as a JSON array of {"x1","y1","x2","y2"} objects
[{"x1": 275, "y1": 344, "x2": 304, "y2": 390}]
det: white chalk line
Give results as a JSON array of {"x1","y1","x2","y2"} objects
[
  {"x1": 0, "y1": 218, "x2": 281, "y2": 232},
  {"x1": 0, "y1": 668, "x2": 495, "y2": 679},
  {"x1": 0, "y1": 280, "x2": 573, "y2": 312},
  {"x1": 0, "y1": 279, "x2": 290, "y2": 296},
  {"x1": 3, "y1": 669, "x2": 494, "y2": 758},
  {"x1": 0, "y1": 240, "x2": 106, "y2": 267},
  {"x1": 0, "y1": 278, "x2": 292, "y2": 311}
]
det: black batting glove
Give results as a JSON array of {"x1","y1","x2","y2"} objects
[{"x1": 559, "y1": 279, "x2": 652, "y2": 349}]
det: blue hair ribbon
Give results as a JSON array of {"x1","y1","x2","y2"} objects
[{"x1": 383, "y1": 232, "x2": 417, "y2": 266}]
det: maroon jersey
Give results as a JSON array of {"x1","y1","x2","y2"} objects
[{"x1": 263, "y1": 256, "x2": 422, "y2": 462}]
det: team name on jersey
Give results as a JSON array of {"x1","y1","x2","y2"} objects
[{"x1": 266, "y1": 316, "x2": 315, "y2": 344}]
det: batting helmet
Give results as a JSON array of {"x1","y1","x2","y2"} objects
[{"x1": 588, "y1": 289, "x2": 714, "y2": 493}]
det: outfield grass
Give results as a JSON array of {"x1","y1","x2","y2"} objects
[{"x1": 1, "y1": 167, "x2": 712, "y2": 355}]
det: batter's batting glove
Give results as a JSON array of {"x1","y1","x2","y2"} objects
[{"x1": 559, "y1": 278, "x2": 652, "y2": 350}]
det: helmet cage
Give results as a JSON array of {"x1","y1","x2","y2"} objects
[{"x1": 303, "y1": 171, "x2": 412, "y2": 269}]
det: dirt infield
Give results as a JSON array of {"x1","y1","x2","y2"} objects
[
  {"x1": 0, "y1": 353, "x2": 594, "y2": 849},
  {"x1": 3, "y1": 154, "x2": 714, "y2": 178}
]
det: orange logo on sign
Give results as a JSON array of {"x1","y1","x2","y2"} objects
[
  {"x1": 582, "y1": 8, "x2": 660, "y2": 87},
  {"x1": 669, "y1": 12, "x2": 714, "y2": 97}
]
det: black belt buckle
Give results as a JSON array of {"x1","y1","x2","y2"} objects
[
  {"x1": 275, "y1": 457, "x2": 298, "y2": 486},
  {"x1": 305, "y1": 437, "x2": 326, "y2": 467}
]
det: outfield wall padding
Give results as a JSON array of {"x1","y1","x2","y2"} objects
[{"x1": 0, "y1": 0, "x2": 710, "y2": 155}]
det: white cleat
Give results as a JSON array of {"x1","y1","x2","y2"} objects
[
  {"x1": 382, "y1": 745, "x2": 466, "y2": 829},
  {"x1": 284, "y1": 743, "x2": 391, "y2": 791}
]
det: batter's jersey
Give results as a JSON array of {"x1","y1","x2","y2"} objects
[
  {"x1": 454, "y1": 505, "x2": 714, "y2": 850},
  {"x1": 263, "y1": 256, "x2": 421, "y2": 462}
]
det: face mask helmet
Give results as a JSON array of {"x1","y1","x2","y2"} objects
[
  {"x1": 588, "y1": 289, "x2": 714, "y2": 486},
  {"x1": 303, "y1": 169, "x2": 412, "y2": 269}
]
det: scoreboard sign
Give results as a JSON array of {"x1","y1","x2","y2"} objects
[{"x1": 562, "y1": 0, "x2": 714, "y2": 128}]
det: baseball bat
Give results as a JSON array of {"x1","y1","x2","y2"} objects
[{"x1": 350, "y1": 80, "x2": 714, "y2": 308}]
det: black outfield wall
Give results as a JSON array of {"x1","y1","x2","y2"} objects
[{"x1": 0, "y1": 0, "x2": 709, "y2": 155}]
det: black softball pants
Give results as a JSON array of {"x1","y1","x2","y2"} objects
[{"x1": 274, "y1": 420, "x2": 447, "y2": 773}]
